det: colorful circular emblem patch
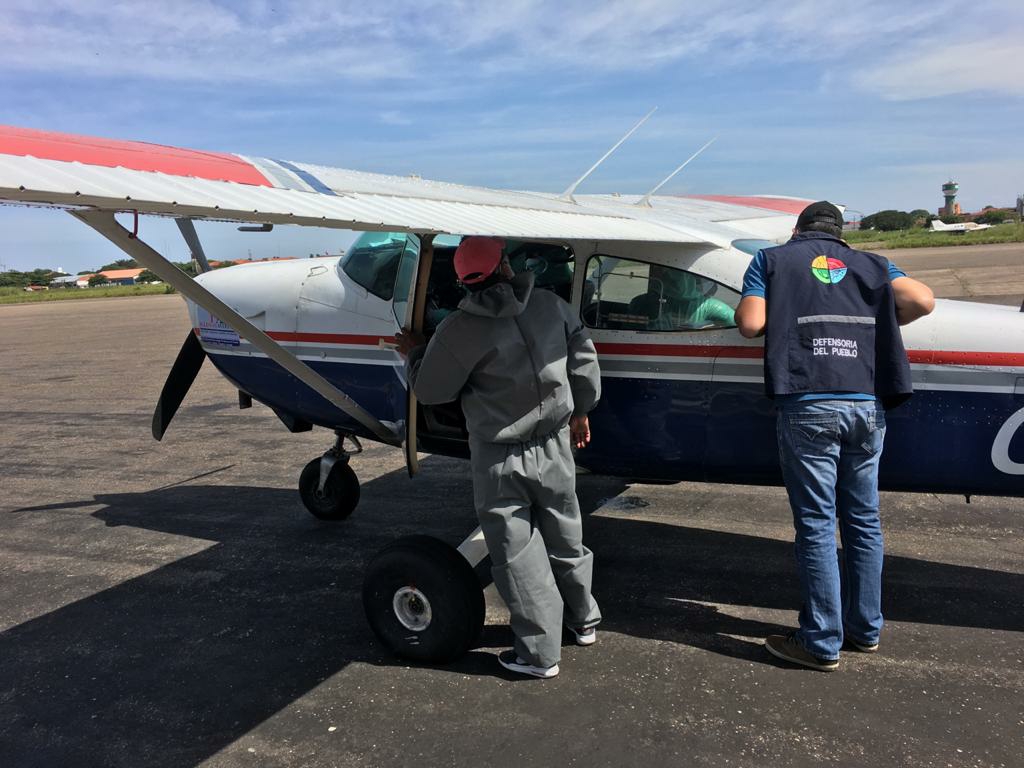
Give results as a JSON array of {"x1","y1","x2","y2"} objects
[{"x1": 811, "y1": 255, "x2": 848, "y2": 285}]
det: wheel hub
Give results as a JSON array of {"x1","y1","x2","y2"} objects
[{"x1": 392, "y1": 586, "x2": 432, "y2": 632}]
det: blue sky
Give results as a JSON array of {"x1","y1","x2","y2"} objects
[{"x1": 1, "y1": 0, "x2": 1022, "y2": 273}]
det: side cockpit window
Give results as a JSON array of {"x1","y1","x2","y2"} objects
[{"x1": 582, "y1": 255, "x2": 738, "y2": 332}]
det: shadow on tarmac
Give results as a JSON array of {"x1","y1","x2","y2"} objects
[{"x1": 3, "y1": 461, "x2": 1021, "y2": 766}]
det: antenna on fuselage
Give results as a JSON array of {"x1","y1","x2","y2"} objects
[
  {"x1": 636, "y1": 136, "x2": 717, "y2": 207},
  {"x1": 560, "y1": 107, "x2": 657, "y2": 203}
]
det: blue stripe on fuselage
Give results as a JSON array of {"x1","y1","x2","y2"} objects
[
  {"x1": 206, "y1": 352, "x2": 1024, "y2": 497},
  {"x1": 586, "y1": 377, "x2": 1023, "y2": 495},
  {"x1": 206, "y1": 354, "x2": 404, "y2": 441}
]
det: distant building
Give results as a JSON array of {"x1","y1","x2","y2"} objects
[
  {"x1": 50, "y1": 274, "x2": 92, "y2": 288},
  {"x1": 95, "y1": 268, "x2": 145, "y2": 285}
]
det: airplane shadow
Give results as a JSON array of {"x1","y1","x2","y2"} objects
[
  {"x1": 584, "y1": 507, "x2": 1024, "y2": 663},
  {"x1": 2, "y1": 460, "x2": 1021, "y2": 766}
]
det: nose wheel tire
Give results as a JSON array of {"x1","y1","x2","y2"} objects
[
  {"x1": 362, "y1": 535, "x2": 485, "y2": 663},
  {"x1": 298, "y1": 457, "x2": 360, "y2": 520}
]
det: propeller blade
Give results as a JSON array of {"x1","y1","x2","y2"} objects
[{"x1": 152, "y1": 331, "x2": 207, "y2": 441}]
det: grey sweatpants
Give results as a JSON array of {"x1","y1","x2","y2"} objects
[{"x1": 470, "y1": 426, "x2": 601, "y2": 668}]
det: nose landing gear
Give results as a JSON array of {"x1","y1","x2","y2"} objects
[{"x1": 298, "y1": 432, "x2": 362, "y2": 520}]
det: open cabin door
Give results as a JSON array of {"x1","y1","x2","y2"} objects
[{"x1": 391, "y1": 234, "x2": 434, "y2": 477}]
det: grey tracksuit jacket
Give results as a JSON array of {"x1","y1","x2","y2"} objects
[{"x1": 407, "y1": 272, "x2": 602, "y2": 667}]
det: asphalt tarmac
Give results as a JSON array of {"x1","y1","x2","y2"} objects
[
  {"x1": 878, "y1": 242, "x2": 1024, "y2": 306},
  {"x1": 1, "y1": 277, "x2": 1022, "y2": 767}
]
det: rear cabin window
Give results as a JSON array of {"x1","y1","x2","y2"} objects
[{"x1": 582, "y1": 255, "x2": 739, "y2": 332}]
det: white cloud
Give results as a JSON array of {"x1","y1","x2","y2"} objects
[
  {"x1": 1, "y1": 0, "x2": 1013, "y2": 97},
  {"x1": 0, "y1": 0, "x2": 417, "y2": 83},
  {"x1": 854, "y1": 37, "x2": 1024, "y2": 100}
]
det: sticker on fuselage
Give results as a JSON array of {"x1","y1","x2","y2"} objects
[
  {"x1": 992, "y1": 406, "x2": 1024, "y2": 476},
  {"x1": 197, "y1": 308, "x2": 241, "y2": 347}
]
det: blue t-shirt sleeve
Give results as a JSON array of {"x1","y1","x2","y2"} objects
[
  {"x1": 741, "y1": 250, "x2": 767, "y2": 298},
  {"x1": 887, "y1": 260, "x2": 906, "y2": 280}
]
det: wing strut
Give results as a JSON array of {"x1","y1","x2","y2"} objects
[
  {"x1": 560, "y1": 107, "x2": 657, "y2": 203},
  {"x1": 69, "y1": 209, "x2": 403, "y2": 446},
  {"x1": 175, "y1": 218, "x2": 212, "y2": 273},
  {"x1": 636, "y1": 136, "x2": 717, "y2": 207}
]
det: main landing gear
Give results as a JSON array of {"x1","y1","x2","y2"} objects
[
  {"x1": 362, "y1": 534, "x2": 485, "y2": 662},
  {"x1": 298, "y1": 432, "x2": 362, "y2": 520},
  {"x1": 298, "y1": 431, "x2": 488, "y2": 663}
]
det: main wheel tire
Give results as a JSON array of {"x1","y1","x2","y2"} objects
[
  {"x1": 362, "y1": 535, "x2": 485, "y2": 663},
  {"x1": 298, "y1": 458, "x2": 360, "y2": 520}
]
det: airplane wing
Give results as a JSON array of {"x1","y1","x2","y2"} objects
[
  {"x1": 0, "y1": 125, "x2": 806, "y2": 446},
  {"x1": 0, "y1": 125, "x2": 711, "y2": 245}
]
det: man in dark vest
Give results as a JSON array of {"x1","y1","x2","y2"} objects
[{"x1": 735, "y1": 201, "x2": 934, "y2": 671}]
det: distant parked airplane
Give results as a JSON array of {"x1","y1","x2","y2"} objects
[{"x1": 930, "y1": 219, "x2": 992, "y2": 233}]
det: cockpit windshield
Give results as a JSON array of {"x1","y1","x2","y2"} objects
[
  {"x1": 340, "y1": 232, "x2": 463, "y2": 300},
  {"x1": 340, "y1": 232, "x2": 410, "y2": 300}
]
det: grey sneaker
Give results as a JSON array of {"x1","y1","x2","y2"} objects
[
  {"x1": 845, "y1": 637, "x2": 879, "y2": 653},
  {"x1": 765, "y1": 633, "x2": 839, "y2": 672},
  {"x1": 568, "y1": 625, "x2": 597, "y2": 646},
  {"x1": 498, "y1": 650, "x2": 560, "y2": 679}
]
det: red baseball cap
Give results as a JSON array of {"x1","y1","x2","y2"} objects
[{"x1": 454, "y1": 236, "x2": 504, "y2": 284}]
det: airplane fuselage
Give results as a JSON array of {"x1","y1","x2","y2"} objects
[{"x1": 190, "y1": 239, "x2": 1024, "y2": 498}]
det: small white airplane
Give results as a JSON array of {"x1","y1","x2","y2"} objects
[
  {"x1": 1, "y1": 123, "x2": 1022, "y2": 663},
  {"x1": 930, "y1": 219, "x2": 993, "y2": 233}
]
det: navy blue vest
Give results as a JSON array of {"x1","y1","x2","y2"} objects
[{"x1": 763, "y1": 232, "x2": 913, "y2": 407}]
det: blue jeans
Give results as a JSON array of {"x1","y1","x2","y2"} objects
[{"x1": 776, "y1": 400, "x2": 886, "y2": 660}]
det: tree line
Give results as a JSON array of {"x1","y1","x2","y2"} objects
[{"x1": 860, "y1": 206, "x2": 1016, "y2": 231}]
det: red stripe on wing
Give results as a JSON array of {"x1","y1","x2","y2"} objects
[
  {"x1": 0, "y1": 126, "x2": 272, "y2": 187},
  {"x1": 678, "y1": 195, "x2": 811, "y2": 215}
]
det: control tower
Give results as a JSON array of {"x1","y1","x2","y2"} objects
[{"x1": 941, "y1": 180, "x2": 961, "y2": 216}]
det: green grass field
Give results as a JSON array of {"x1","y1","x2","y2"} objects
[
  {"x1": 844, "y1": 222, "x2": 1024, "y2": 249},
  {"x1": 0, "y1": 284, "x2": 173, "y2": 305}
]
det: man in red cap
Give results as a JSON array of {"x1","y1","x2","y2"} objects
[{"x1": 396, "y1": 236, "x2": 602, "y2": 679}]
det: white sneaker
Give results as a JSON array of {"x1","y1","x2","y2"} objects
[
  {"x1": 568, "y1": 625, "x2": 597, "y2": 646},
  {"x1": 498, "y1": 650, "x2": 559, "y2": 679}
]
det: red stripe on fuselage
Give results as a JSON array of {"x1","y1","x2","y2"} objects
[
  {"x1": 597, "y1": 343, "x2": 1024, "y2": 367},
  {"x1": 0, "y1": 126, "x2": 272, "y2": 186},
  {"x1": 267, "y1": 331, "x2": 395, "y2": 345},
  {"x1": 595, "y1": 342, "x2": 762, "y2": 358},
  {"x1": 200, "y1": 329, "x2": 1024, "y2": 368},
  {"x1": 906, "y1": 349, "x2": 1024, "y2": 367}
]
